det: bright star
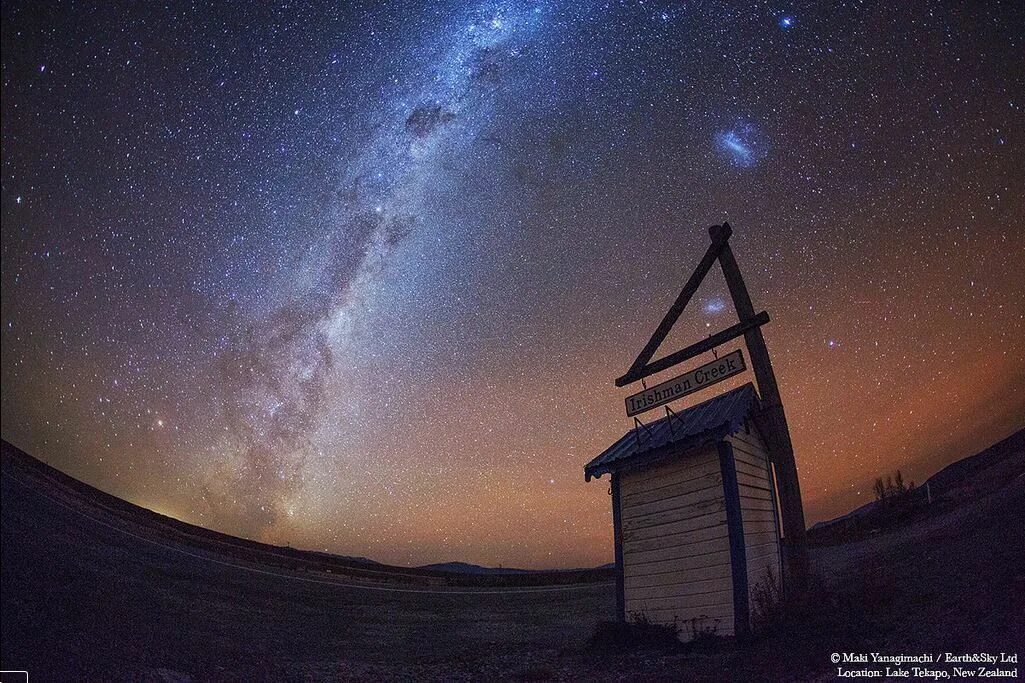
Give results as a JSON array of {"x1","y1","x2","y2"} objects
[{"x1": 779, "y1": 16, "x2": 795, "y2": 29}]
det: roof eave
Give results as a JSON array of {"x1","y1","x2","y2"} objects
[{"x1": 584, "y1": 422, "x2": 733, "y2": 481}]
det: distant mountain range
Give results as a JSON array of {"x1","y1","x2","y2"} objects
[{"x1": 418, "y1": 562, "x2": 535, "y2": 574}]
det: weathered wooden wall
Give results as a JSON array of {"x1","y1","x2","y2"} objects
[
  {"x1": 728, "y1": 422, "x2": 784, "y2": 618},
  {"x1": 619, "y1": 446, "x2": 735, "y2": 639}
]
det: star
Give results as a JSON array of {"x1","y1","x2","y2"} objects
[{"x1": 1, "y1": 0, "x2": 1021, "y2": 570}]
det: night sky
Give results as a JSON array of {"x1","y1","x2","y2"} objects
[{"x1": 2, "y1": 1, "x2": 1023, "y2": 569}]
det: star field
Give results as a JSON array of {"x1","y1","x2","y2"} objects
[{"x1": 2, "y1": 0, "x2": 1024, "y2": 568}]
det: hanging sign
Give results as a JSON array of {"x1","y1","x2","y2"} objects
[{"x1": 624, "y1": 349, "x2": 746, "y2": 417}]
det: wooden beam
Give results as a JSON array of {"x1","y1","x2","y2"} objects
[
  {"x1": 710, "y1": 222, "x2": 809, "y2": 588},
  {"x1": 622, "y1": 224, "x2": 733, "y2": 381},
  {"x1": 611, "y1": 473, "x2": 626, "y2": 623},
  {"x1": 615, "y1": 311, "x2": 769, "y2": 387},
  {"x1": 717, "y1": 441, "x2": 751, "y2": 641}
]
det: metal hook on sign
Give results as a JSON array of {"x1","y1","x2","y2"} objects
[
  {"x1": 665, "y1": 405, "x2": 677, "y2": 435},
  {"x1": 633, "y1": 416, "x2": 653, "y2": 444}
]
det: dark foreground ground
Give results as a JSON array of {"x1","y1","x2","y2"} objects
[{"x1": 2, "y1": 439, "x2": 1023, "y2": 681}]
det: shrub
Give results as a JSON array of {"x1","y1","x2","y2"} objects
[
  {"x1": 586, "y1": 614, "x2": 680, "y2": 652},
  {"x1": 750, "y1": 566, "x2": 784, "y2": 631}
]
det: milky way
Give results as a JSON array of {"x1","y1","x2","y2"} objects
[
  {"x1": 3, "y1": 0, "x2": 1024, "y2": 567},
  {"x1": 209, "y1": 2, "x2": 559, "y2": 535}
]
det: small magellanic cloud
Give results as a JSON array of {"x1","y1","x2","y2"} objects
[{"x1": 703, "y1": 297, "x2": 726, "y2": 314}]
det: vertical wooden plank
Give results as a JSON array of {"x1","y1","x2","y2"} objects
[
  {"x1": 737, "y1": 423, "x2": 785, "y2": 599},
  {"x1": 766, "y1": 459, "x2": 786, "y2": 594},
  {"x1": 717, "y1": 440, "x2": 751, "y2": 640},
  {"x1": 710, "y1": 223, "x2": 809, "y2": 588},
  {"x1": 611, "y1": 472, "x2": 626, "y2": 623}
]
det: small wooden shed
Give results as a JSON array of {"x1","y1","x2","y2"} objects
[{"x1": 584, "y1": 383, "x2": 783, "y2": 642}]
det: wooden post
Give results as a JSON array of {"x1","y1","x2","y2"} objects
[
  {"x1": 717, "y1": 441, "x2": 752, "y2": 640},
  {"x1": 709, "y1": 223, "x2": 809, "y2": 589},
  {"x1": 611, "y1": 472, "x2": 626, "y2": 622}
]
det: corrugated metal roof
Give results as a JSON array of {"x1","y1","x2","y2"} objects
[{"x1": 584, "y1": 383, "x2": 760, "y2": 481}]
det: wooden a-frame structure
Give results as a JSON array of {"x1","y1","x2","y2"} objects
[{"x1": 616, "y1": 222, "x2": 809, "y2": 587}]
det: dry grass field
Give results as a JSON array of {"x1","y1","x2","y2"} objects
[{"x1": 2, "y1": 438, "x2": 1023, "y2": 681}]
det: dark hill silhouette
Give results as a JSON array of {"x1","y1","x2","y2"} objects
[
  {"x1": 0, "y1": 440, "x2": 613, "y2": 587},
  {"x1": 808, "y1": 428, "x2": 1023, "y2": 542}
]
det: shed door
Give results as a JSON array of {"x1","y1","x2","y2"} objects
[{"x1": 617, "y1": 445, "x2": 736, "y2": 639}]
